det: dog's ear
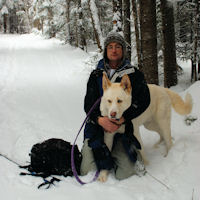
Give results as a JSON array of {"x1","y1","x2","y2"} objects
[
  {"x1": 102, "y1": 72, "x2": 111, "y2": 91},
  {"x1": 120, "y1": 74, "x2": 132, "y2": 94}
]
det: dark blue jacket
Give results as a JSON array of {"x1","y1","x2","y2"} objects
[{"x1": 83, "y1": 59, "x2": 150, "y2": 170}]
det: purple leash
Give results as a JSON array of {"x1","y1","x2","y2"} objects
[{"x1": 71, "y1": 97, "x2": 101, "y2": 185}]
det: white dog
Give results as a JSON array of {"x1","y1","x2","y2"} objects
[{"x1": 98, "y1": 73, "x2": 192, "y2": 182}]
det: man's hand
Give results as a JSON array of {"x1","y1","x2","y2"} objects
[{"x1": 97, "y1": 116, "x2": 125, "y2": 133}]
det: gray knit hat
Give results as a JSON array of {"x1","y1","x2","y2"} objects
[{"x1": 103, "y1": 31, "x2": 127, "y2": 64}]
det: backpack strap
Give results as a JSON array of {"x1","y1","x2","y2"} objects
[
  {"x1": 20, "y1": 171, "x2": 61, "y2": 189},
  {"x1": 38, "y1": 177, "x2": 61, "y2": 189}
]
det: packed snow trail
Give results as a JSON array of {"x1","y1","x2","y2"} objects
[
  {"x1": 0, "y1": 34, "x2": 89, "y2": 162},
  {"x1": 0, "y1": 34, "x2": 200, "y2": 200}
]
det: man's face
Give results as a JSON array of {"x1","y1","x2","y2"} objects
[{"x1": 106, "y1": 42, "x2": 123, "y2": 63}]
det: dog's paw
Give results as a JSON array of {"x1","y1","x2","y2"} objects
[
  {"x1": 143, "y1": 159, "x2": 149, "y2": 165},
  {"x1": 153, "y1": 139, "x2": 164, "y2": 149},
  {"x1": 98, "y1": 170, "x2": 109, "y2": 182}
]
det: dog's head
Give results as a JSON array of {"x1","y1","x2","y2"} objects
[{"x1": 100, "y1": 73, "x2": 132, "y2": 120}]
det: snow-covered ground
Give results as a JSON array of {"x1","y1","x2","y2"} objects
[{"x1": 0, "y1": 34, "x2": 199, "y2": 200}]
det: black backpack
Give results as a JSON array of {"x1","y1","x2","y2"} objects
[{"x1": 20, "y1": 138, "x2": 82, "y2": 188}]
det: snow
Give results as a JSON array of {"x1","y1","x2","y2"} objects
[
  {"x1": 0, "y1": 33, "x2": 199, "y2": 200},
  {"x1": 0, "y1": 5, "x2": 8, "y2": 15}
]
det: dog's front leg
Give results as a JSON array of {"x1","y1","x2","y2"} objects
[
  {"x1": 132, "y1": 122, "x2": 149, "y2": 165},
  {"x1": 98, "y1": 132, "x2": 115, "y2": 182},
  {"x1": 104, "y1": 132, "x2": 115, "y2": 151},
  {"x1": 98, "y1": 170, "x2": 109, "y2": 182}
]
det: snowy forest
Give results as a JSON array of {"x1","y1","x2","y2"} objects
[
  {"x1": 0, "y1": 1, "x2": 200, "y2": 199},
  {"x1": 0, "y1": 0, "x2": 200, "y2": 87}
]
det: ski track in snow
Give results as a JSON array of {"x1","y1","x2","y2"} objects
[{"x1": 0, "y1": 34, "x2": 200, "y2": 200}]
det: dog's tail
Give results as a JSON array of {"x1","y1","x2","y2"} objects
[{"x1": 165, "y1": 89, "x2": 193, "y2": 115}]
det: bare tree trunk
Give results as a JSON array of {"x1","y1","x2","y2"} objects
[
  {"x1": 24, "y1": 0, "x2": 32, "y2": 32},
  {"x1": 41, "y1": 18, "x2": 44, "y2": 34},
  {"x1": 65, "y1": 0, "x2": 71, "y2": 44},
  {"x1": 9, "y1": 8, "x2": 18, "y2": 33},
  {"x1": 139, "y1": 0, "x2": 158, "y2": 84},
  {"x1": 132, "y1": 0, "x2": 142, "y2": 68},
  {"x1": 191, "y1": 0, "x2": 199, "y2": 82},
  {"x1": 160, "y1": 0, "x2": 177, "y2": 88},
  {"x1": 47, "y1": 4, "x2": 55, "y2": 38},
  {"x1": 191, "y1": 59, "x2": 197, "y2": 82},
  {"x1": 77, "y1": 0, "x2": 87, "y2": 50},
  {"x1": 177, "y1": 1, "x2": 187, "y2": 43},
  {"x1": 75, "y1": 11, "x2": 78, "y2": 47},
  {"x1": 88, "y1": 0, "x2": 103, "y2": 52},
  {"x1": 123, "y1": 0, "x2": 131, "y2": 60},
  {"x1": 3, "y1": 14, "x2": 7, "y2": 33}
]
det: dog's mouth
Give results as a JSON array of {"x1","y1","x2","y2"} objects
[{"x1": 110, "y1": 116, "x2": 120, "y2": 121}]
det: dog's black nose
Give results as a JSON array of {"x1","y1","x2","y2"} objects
[{"x1": 110, "y1": 112, "x2": 117, "y2": 118}]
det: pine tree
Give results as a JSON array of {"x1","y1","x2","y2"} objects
[
  {"x1": 160, "y1": 0, "x2": 177, "y2": 87},
  {"x1": 112, "y1": 0, "x2": 122, "y2": 32},
  {"x1": 123, "y1": 0, "x2": 131, "y2": 60},
  {"x1": 88, "y1": 0, "x2": 103, "y2": 52},
  {"x1": 132, "y1": 0, "x2": 142, "y2": 68},
  {"x1": 77, "y1": 0, "x2": 86, "y2": 50},
  {"x1": 1, "y1": 5, "x2": 9, "y2": 33},
  {"x1": 176, "y1": 0, "x2": 200, "y2": 82},
  {"x1": 139, "y1": 0, "x2": 158, "y2": 84},
  {"x1": 65, "y1": 0, "x2": 71, "y2": 44},
  {"x1": 191, "y1": 0, "x2": 199, "y2": 82}
]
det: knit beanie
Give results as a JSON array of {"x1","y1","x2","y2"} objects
[{"x1": 103, "y1": 31, "x2": 127, "y2": 65}]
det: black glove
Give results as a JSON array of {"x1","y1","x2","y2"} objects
[
  {"x1": 121, "y1": 121, "x2": 141, "y2": 163},
  {"x1": 86, "y1": 124, "x2": 114, "y2": 171},
  {"x1": 91, "y1": 143, "x2": 114, "y2": 171}
]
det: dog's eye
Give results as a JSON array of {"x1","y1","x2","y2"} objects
[
  {"x1": 117, "y1": 99, "x2": 122, "y2": 103},
  {"x1": 108, "y1": 99, "x2": 112, "y2": 103}
]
